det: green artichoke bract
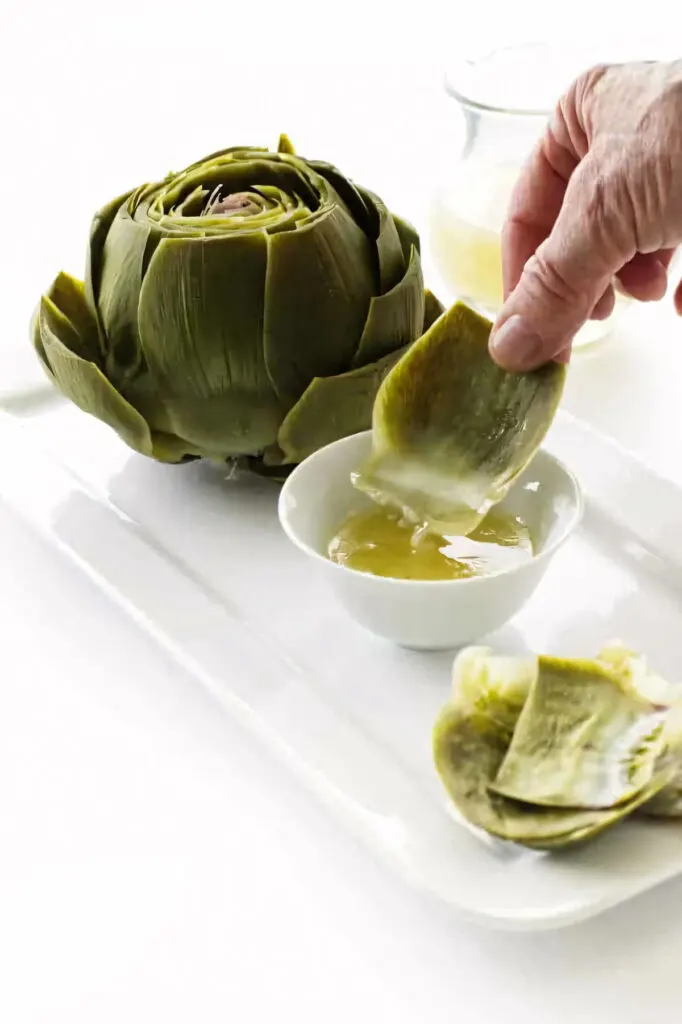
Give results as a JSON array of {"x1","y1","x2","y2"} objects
[
  {"x1": 594, "y1": 646, "x2": 682, "y2": 819},
  {"x1": 32, "y1": 135, "x2": 443, "y2": 467},
  {"x1": 433, "y1": 646, "x2": 678, "y2": 850},
  {"x1": 594, "y1": 644, "x2": 682, "y2": 818},
  {"x1": 355, "y1": 301, "x2": 565, "y2": 535},
  {"x1": 490, "y1": 657, "x2": 669, "y2": 810}
]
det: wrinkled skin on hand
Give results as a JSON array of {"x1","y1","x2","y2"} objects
[{"x1": 490, "y1": 60, "x2": 682, "y2": 370}]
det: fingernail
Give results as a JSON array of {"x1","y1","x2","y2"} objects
[{"x1": 490, "y1": 315, "x2": 544, "y2": 370}]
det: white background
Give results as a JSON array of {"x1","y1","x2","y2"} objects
[{"x1": 4, "y1": 3, "x2": 682, "y2": 1021}]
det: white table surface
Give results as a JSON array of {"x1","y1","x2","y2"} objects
[{"x1": 4, "y1": 20, "x2": 682, "y2": 1022}]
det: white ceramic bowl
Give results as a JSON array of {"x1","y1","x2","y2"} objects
[{"x1": 278, "y1": 431, "x2": 583, "y2": 650}]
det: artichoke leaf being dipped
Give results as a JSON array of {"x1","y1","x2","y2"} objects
[
  {"x1": 31, "y1": 135, "x2": 441, "y2": 469},
  {"x1": 432, "y1": 646, "x2": 679, "y2": 851},
  {"x1": 354, "y1": 301, "x2": 566, "y2": 536}
]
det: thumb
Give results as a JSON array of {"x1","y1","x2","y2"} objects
[{"x1": 489, "y1": 156, "x2": 634, "y2": 371}]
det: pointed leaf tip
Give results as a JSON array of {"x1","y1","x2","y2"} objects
[{"x1": 277, "y1": 133, "x2": 295, "y2": 155}]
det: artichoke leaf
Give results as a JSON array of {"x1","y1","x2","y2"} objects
[
  {"x1": 85, "y1": 189, "x2": 134, "y2": 347},
  {"x1": 640, "y1": 767, "x2": 682, "y2": 818},
  {"x1": 31, "y1": 305, "x2": 52, "y2": 378},
  {"x1": 517, "y1": 778, "x2": 678, "y2": 847},
  {"x1": 590, "y1": 643, "x2": 682, "y2": 818},
  {"x1": 308, "y1": 160, "x2": 377, "y2": 239},
  {"x1": 352, "y1": 246, "x2": 424, "y2": 367},
  {"x1": 637, "y1": 684, "x2": 682, "y2": 818},
  {"x1": 596, "y1": 642, "x2": 682, "y2": 706},
  {"x1": 263, "y1": 203, "x2": 376, "y2": 406},
  {"x1": 47, "y1": 272, "x2": 101, "y2": 362},
  {"x1": 451, "y1": 645, "x2": 537, "y2": 725},
  {"x1": 98, "y1": 208, "x2": 163, "y2": 383},
  {"x1": 392, "y1": 213, "x2": 421, "y2": 261},
  {"x1": 490, "y1": 657, "x2": 670, "y2": 809},
  {"x1": 133, "y1": 391, "x2": 284, "y2": 460},
  {"x1": 32, "y1": 271, "x2": 100, "y2": 378},
  {"x1": 277, "y1": 133, "x2": 295, "y2": 155},
  {"x1": 276, "y1": 347, "x2": 408, "y2": 465},
  {"x1": 356, "y1": 301, "x2": 566, "y2": 536},
  {"x1": 356, "y1": 186, "x2": 406, "y2": 293},
  {"x1": 146, "y1": 430, "x2": 203, "y2": 463},
  {"x1": 647, "y1": 721, "x2": 682, "y2": 817},
  {"x1": 138, "y1": 231, "x2": 283, "y2": 455},
  {"x1": 433, "y1": 647, "x2": 674, "y2": 849},
  {"x1": 138, "y1": 231, "x2": 270, "y2": 393},
  {"x1": 37, "y1": 296, "x2": 154, "y2": 458}
]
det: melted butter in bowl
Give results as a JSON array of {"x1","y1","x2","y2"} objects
[
  {"x1": 328, "y1": 507, "x2": 533, "y2": 581},
  {"x1": 278, "y1": 430, "x2": 583, "y2": 649}
]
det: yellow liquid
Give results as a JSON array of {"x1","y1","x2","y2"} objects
[
  {"x1": 328, "y1": 506, "x2": 533, "y2": 582},
  {"x1": 430, "y1": 164, "x2": 516, "y2": 317},
  {"x1": 432, "y1": 215, "x2": 503, "y2": 314}
]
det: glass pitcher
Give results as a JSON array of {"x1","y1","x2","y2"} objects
[{"x1": 428, "y1": 43, "x2": 630, "y2": 351}]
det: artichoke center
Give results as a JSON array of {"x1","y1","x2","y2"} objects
[{"x1": 205, "y1": 190, "x2": 261, "y2": 217}]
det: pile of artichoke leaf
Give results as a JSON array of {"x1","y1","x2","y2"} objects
[{"x1": 433, "y1": 645, "x2": 682, "y2": 850}]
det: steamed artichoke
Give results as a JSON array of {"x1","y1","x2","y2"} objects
[{"x1": 31, "y1": 136, "x2": 443, "y2": 468}]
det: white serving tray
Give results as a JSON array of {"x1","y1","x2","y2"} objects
[{"x1": 2, "y1": 391, "x2": 682, "y2": 931}]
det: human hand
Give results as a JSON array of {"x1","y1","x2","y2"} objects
[{"x1": 489, "y1": 60, "x2": 682, "y2": 370}]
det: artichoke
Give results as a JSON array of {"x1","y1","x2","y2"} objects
[{"x1": 32, "y1": 135, "x2": 443, "y2": 468}]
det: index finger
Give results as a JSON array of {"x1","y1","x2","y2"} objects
[{"x1": 502, "y1": 124, "x2": 580, "y2": 299}]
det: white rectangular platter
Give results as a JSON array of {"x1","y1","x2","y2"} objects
[{"x1": 2, "y1": 390, "x2": 682, "y2": 931}]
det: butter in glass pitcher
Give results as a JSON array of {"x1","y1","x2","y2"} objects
[{"x1": 428, "y1": 43, "x2": 633, "y2": 351}]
